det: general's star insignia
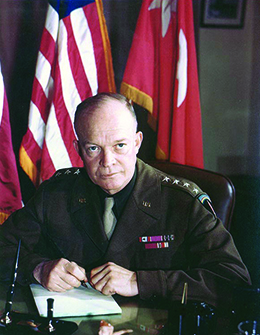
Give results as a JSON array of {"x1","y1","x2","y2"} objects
[
  {"x1": 74, "y1": 169, "x2": 80, "y2": 175},
  {"x1": 172, "y1": 179, "x2": 180, "y2": 184},
  {"x1": 64, "y1": 170, "x2": 72, "y2": 175},
  {"x1": 193, "y1": 188, "x2": 199, "y2": 194},
  {"x1": 162, "y1": 176, "x2": 170, "y2": 182},
  {"x1": 183, "y1": 182, "x2": 190, "y2": 188}
]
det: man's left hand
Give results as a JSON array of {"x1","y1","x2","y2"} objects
[{"x1": 90, "y1": 262, "x2": 138, "y2": 297}]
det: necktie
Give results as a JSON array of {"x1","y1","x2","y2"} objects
[{"x1": 103, "y1": 197, "x2": 117, "y2": 239}]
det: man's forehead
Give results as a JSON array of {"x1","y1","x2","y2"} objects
[
  {"x1": 75, "y1": 99, "x2": 137, "y2": 141},
  {"x1": 83, "y1": 127, "x2": 134, "y2": 143},
  {"x1": 83, "y1": 105, "x2": 134, "y2": 127}
]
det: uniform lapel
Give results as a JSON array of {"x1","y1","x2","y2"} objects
[
  {"x1": 106, "y1": 160, "x2": 162, "y2": 255},
  {"x1": 70, "y1": 170, "x2": 108, "y2": 253}
]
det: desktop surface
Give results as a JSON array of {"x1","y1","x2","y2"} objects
[{"x1": 0, "y1": 283, "x2": 250, "y2": 334}]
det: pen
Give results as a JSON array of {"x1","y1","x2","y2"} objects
[
  {"x1": 81, "y1": 280, "x2": 88, "y2": 288},
  {"x1": 179, "y1": 282, "x2": 188, "y2": 335},
  {"x1": 181, "y1": 282, "x2": 188, "y2": 305},
  {"x1": 0, "y1": 239, "x2": 21, "y2": 325}
]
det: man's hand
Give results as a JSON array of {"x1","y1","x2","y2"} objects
[
  {"x1": 33, "y1": 258, "x2": 87, "y2": 292},
  {"x1": 90, "y1": 262, "x2": 138, "y2": 297}
]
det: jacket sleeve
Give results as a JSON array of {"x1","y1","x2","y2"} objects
[
  {"x1": 0, "y1": 182, "x2": 51, "y2": 285},
  {"x1": 136, "y1": 198, "x2": 251, "y2": 308}
]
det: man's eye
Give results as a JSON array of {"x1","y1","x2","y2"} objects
[
  {"x1": 87, "y1": 146, "x2": 99, "y2": 153},
  {"x1": 116, "y1": 143, "x2": 126, "y2": 149}
]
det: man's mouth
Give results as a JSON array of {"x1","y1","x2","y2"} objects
[{"x1": 100, "y1": 172, "x2": 118, "y2": 178}]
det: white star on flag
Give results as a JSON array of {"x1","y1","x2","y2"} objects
[{"x1": 148, "y1": 0, "x2": 177, "y2": 37}]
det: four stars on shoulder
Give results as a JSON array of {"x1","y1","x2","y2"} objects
[{"x1": 162, "y1": 175, "x2": 199, "y2": 195}]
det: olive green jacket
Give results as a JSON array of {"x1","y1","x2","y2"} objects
[{"x1": 0, "y1": 159, "x2": 251, "y2": 307}]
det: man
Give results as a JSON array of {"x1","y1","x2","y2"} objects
[{"x1": 0, "y1": 93, "x2": 251, "y2": 308}]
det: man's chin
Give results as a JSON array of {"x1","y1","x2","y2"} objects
[{"x1": 99, "y1": 181, "x2": 123, "y2": 195}]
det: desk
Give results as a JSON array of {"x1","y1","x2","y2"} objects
[
  {"x1": 0, "y1": 284, "x2": 241, "y2": 334},
  {"x1": 0, "y1": 284, "x2": 169, "y2": 335}
]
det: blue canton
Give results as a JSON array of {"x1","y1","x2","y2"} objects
[{"x1": 49, "y1": 0, "x2": 95, "y2": 18}]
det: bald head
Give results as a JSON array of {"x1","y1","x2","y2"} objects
[
  {"x1": 73, "y1": 93, "x2": 143, "y2": 194},
  {"x1": 74, "y1": 93, "x2": 138, "y2": 138}
]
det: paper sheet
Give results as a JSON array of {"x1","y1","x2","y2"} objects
[{"x1": 30, "y1": 283, "x2": 122, "y2": 317}]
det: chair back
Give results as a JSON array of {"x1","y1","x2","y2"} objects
[{"x1": 148, "y1": 161, "x2": 235, "y2": 231}]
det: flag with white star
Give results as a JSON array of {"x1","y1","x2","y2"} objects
[{"x1": 121, "y1": 0, "x2": 203, "y2": 168}]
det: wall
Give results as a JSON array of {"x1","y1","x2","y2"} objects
[
  {"x1": 199, "y1": 0, "x2": 258, "y2": 176},
  {"x1": 198, "y1": 0, "x2": 260, "y2": 286}
]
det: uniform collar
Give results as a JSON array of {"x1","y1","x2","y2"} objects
[{"x1": 97, "y1": 169, "x2": 137, "y2": 219}]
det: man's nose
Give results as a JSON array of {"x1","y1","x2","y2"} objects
[{"x1": 100, "y1": 149, "x2": 115, "y2": 167}]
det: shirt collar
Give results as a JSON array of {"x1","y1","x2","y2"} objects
[{"x1": 97, "y1": 168, "x2": 137, "y2": 219}]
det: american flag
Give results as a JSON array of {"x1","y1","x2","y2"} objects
[
  {"x1": 121, "y1": 0, "x2": 203, "y2": 168},
  {"x1": 19, "y1": 0, "x2": 115, "y2": 187},
  {"x1": 0, "y1": 62, "x2": 22, "y2": 224}
]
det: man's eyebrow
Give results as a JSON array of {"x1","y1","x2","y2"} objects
[
  {"x1": 81, "y1": 140, "x2": 97, "y2": 146},
  {"x1": 114, "y1": 138, "x2": 128, "y2": 143},
  {"x1": 80, "y1": 138, "x2": 129, "y2": 147}
]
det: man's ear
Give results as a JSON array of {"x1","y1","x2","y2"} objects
[
  {"x1": 73, "y1": 140, "x2": 82, "y2": 157},
  {"x1": 135, "y1": 131, "x2": 143, "y2": 154}
]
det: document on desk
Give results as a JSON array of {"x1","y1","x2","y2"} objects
[{"x1": 30, "y1": 283, "x2": 122, "y2": 317}]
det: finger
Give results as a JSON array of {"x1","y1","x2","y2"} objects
[
  {"x1": 90, "y1": 262, "x2": 115, "y2": 277},
  {"x1": 78, "y1": 264, "x2": 88, "y2": 282},
  {"x1": 92, "y1": 273, "x2": 117, "y2": 296},
  {"x1": 47, "y1": 281, "x2": 73, "y2": 292},
  {"x1": 90, "y1": 262, "x2": 116, "y2": 286},
  {"x1": 65, "y1": 261, "x2": 87, "y2": 281},
  {"x1": 62, "y1": 262, "x2": 87, "y2": 288},
  {"x1": 48, "y1": 263, "x2": 81, "y2": 289},
  {"x1": 44, "y1": 275, "x2": 75, "y2": 292},
  {"x1": 59, "y1": 270, "x2": 85, "y2": 289},
  {"x1": 114, "y1": 330, "x2": 133, "y2": 335}
]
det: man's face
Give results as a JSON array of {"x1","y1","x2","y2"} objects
[{"x1": 74, "y1": 99, "x2": 143, "y2": 195}]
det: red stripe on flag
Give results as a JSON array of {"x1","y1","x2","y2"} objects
[
  {"x1": 40, "y1": 28, "x2": 56, "y2": 64},
  {"x1": 63, "y1": 15, "x2": 92, "y2": 100},
  {"x1": 30, "y1": 78, "x2": 50, "y2": 124},
  {"x1": 40, "y1": 141, "x2": 57, "y2": 181},
  {"x1": 21, "y1": 129, "x2": 42, "y2": 167},
  {"x1": 50, "y1": 65, "x2": 77, "y2": 157}
]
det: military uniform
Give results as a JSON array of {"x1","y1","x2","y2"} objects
[{"x1": 0, "y1": 159, "x2": 251, "y2": 307}]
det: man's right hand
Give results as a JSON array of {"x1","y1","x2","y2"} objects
[{"x1": 33, "y1": 258, "x2": 87, "y2": 292}]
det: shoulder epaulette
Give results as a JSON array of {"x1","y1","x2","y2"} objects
[
  {"x1": 160, "y1": 174, "x2": 203, "y2": 197},
  {"x1": 160, "y1": 173, "x2": 216, "y2": 217},
  {"x1": 52, "y1": 167, "x2": 82, "y2": 178}
]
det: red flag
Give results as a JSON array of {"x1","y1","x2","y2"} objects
[
  {"x1": 121, "y1": 0, "x2": 203, "y2": 168},
  {"x1": 0, "y1": 62, "x2": 22, "y2": 224},
  {"x1": 19, "y1": 0, "x2": 115, "y2": 187}
]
